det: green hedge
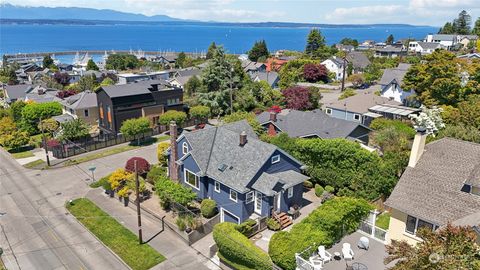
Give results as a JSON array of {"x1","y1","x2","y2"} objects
[
  {"x1": 314, "y1": 184, "x2": 324, "y2": 197},
  {"x1": 213, "y1": 223, "x2": 272, "y2": 270},
  {"x1": 235, "y1": 219, "x2": 256, "y2": 236},
  {"x1": 269, "y1": 197, "x2": 373, "y2": 270},
  {"x1": 200, "y1": 199, "x2": 217, "y2": 218}
]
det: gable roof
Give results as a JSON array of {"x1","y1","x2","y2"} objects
[
  {"x1": 61, "y1": 90, "x2": 98, "y2": 109},
  {"x1": 458, "y1": 53, "x2": 480, "y2": 59},
  {"x1": 253, "y1": 171, "x2": 309, "y2": 196},
  {"x1": 325, "y1": 91, "x2": 401, "y2": 114},
  {"x1": 4, "y1": 84, "x2": 33, "y2": 100},
  {"x1": 323, "y1": 57, "x2": 344, "y2": 68},
  {"x1": 429, "y1": 34, "x2": 457, "y2": 41},
  {"x1": 416, "y1": 41, "x2": 442, "y2": 50},
  {"x1": 346, "y1": 52, "x2": 371, "y2": 70},
  {"x1": 182, "y1": 120, "x2": 302, "y2": 193},
  {"x1": 250, "y1": 71, "x2": 279, "y2": 86},
  {"x1": 385, "y1": 138, "x2": 480, "y2": 226},
  {"x1": 379, "y1": 64, "x2": 411, "y2": 86},
  {"x1": 256, "y1": 109, "x2": 370, "y2": 139}
]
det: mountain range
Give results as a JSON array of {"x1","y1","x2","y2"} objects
[{"x1": 0, "y1": 3, "x2": 182, "y2": 22}]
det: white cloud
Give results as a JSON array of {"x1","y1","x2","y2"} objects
[
  {"x1": 325, "y1": 5, "x2": 405, "y2": 23},
  {"x1": 409, "y1": 0, "x2": 475, "y2": 9}
]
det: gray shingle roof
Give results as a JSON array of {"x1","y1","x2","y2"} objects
[
  {"x1": 256, "y1": 109, "x2": 370, "y2": 139},
  {"x1": 416, "y1": 42, "x2": 442, "y2": 50},
  {"x1": 325, "y1": 92, "x2": 401, "y2": 114},
  {"x1": 5, "y1": 84, "x2": 33, "y2": 100},
  {"x1": 379, "y1": 64, "x2": 411, "y2": 85},
  {"x1": 385, "y1": 138, "x2": 480, "y2": 225},
  {"x1": 62, "y1": 90, "x2": 98, "y2": 110},
  {"x1": 250, "y1": 71, "x2": 279, "y2": 87},
  {"x1": 99, "y1": 80, "x2": 171, "y2": 98},
  {"x1": 430, "y1": 34, "x2": 456, "y2": 41},
  {"x1": 346, "y1": 52, "x2": 371, "y2": 70},
  {"x1": 252, "y1": 171, "x2": 309, "y2": 196},
  {"x1": 182, "y1": 120, "x2": 302, "y2": 193}
]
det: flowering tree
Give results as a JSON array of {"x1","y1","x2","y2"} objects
[
  {"x1": 303, "y1": 64, "x2": 328, "y2": 83},
  {"x1": 409, "y1": 106, "x2": 445, "y2": 136},
  {"x1": 281, "y1": 86, "x2": 312, "y2": 110},
  {"x1": 125, "y1": 157, "x2": 150, "y2": 175}
]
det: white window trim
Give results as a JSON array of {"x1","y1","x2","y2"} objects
[
  {"x1": 287, "y1": 187, "x2": 293, "y2": 198},
  {"x1": 405, "y1": 215, "x2": 437, "y2": 237},
  {"x1": 246, "y1": 191, "x2": 254, "y2": 204},
  {"x1": 353, "y1": 113, "x2": 361, "y2": 121},
  {"x1": 220, "y1": 208, "x2": 240, "y2": 224},
  {"x1": 326, "y1": 108, "x2": 332, "y2": 115},
  {"x1": 271, "y1": 155, "x2": 280, "y2": 164},
  {"x1": 229, "y1": 189, "x2": 238, "y2": 202},
  {"x1": 184, "y1": 168, "x2": 200, "y2": 190},
  {"x1": 182, "y1": 142, "x2": 188, "y2": 155},
  {"x1": 214, "y1": 181, "x2": 220, "y2": 193}
]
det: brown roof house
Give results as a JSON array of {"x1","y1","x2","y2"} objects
[{"x1": 385, "y1": 130, "x2": 480, "y2": 245}]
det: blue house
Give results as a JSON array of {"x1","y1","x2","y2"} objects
[{"x1": 167, "y1": 120, "x2": 308, "y2": 226}]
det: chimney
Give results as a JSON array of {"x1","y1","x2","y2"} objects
[
  {"x1": 408, "y1": 127, "x2": 427, "y2": 168},
  {"x1": 169, "y1": 121, "x2": 179, "y2": 181},
  {"x1": 269, "y1": 111, "x2": 277, "y2": 122},
  {"x1": 239, "y1": 131, "x2": 247, "y2": 146}
]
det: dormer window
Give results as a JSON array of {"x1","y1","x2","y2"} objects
[{"x1": 182, "y1": 142, "x2": 188, "y2": 155}]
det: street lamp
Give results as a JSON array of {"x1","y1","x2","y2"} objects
[{"x1": 88, "y1": 164, "x2": 96, "y2": 182}]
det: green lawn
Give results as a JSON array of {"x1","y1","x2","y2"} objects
[
  {"x1": 10, "y1": 150, "x2": 35, "y2": 159},
  {"x1": 23, "y1": 159, "x2": 47, "y2": 169},
  {"x1": 65, "y1": 135, "x2": 169, "y2": 166},
  {"x1": 66, "y1": 198, "x2": 165, "y2": 270},
  {"x1": 376, "y1": 212, "x2": 391, "y2": 230}
]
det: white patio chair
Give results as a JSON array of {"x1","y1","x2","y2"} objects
[
  {"x1": 309, "y1": 256, "x2": 323, "y2": 270},
  {"x1": 342, "y1": 243, "x2": 354, "y2": 260},
  {"x1": 317, "y1": 245, "x2": 332, "y2": 263}
]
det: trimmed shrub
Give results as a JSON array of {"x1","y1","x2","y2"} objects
[
  {"x1": 159, "y1": 110, "x2": 187, "y2": 126},
  {"x1": 303, "y1": 180, "x2": 313, "y2": 189},
  {"x1": 157, "y1": 141, "x2": 170, "y2": 166},
  {"x1": 125, "y1": 157, "x2": 150, "y2": 175},
  {"x1": 235, "y1": 219, "x2": 257, "y2": 237},
  {"x1": 325, "y1": 185, "x2": 335, "y2": 193},
  {"x1": 314, "y1": 184, "x2": 324, "y2": 197},
  {"x1": 200, "y1": 199, "x2": 217, "y2": 218},
  {"x1": 155, "y1": 175, "x2": 197, "y2": 208},
  {"x1": 266, "y1": 218, "x2": 281, "y2": 231},
  {"x1": 146, "y1": 165, "x2": 166, "y2": 184},
  {"x1": 269, "y1": 197, "x2": 373, "y2": 270},
  {"x1": 213, "y1": 223, "x2": 272, "y2": 270}
]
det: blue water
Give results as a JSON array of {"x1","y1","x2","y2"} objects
[{"x1": 0, "y1": 23, "x2": 438, "y2": 55}]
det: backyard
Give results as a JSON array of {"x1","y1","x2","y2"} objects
[{"x1": 66, "y1": 198, "x2": 165, "y2": 270}]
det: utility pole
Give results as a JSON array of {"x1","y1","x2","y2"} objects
[
  {"x1": 229, "y1": 67, "x2": 234, "y2": 114},
  {"x1": 39, "y1": 117, "x2": 51, "y2": 166},
  {"x1": 341, "y1": 53, "x2": 347, "y2": 92},
  {"x1": 135, "y1": 160, "x2": 143, "y2": 244}
]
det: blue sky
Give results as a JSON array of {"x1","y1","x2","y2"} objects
[{"x1": 5, "y1": 0, "x2": 480, "y2": 25}]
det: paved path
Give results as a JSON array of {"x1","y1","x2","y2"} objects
[
  {"x1": 0, "y1": 148, "x2": 127, "y2": 270},
  {"x1": 86, "y1": 189, "x2": 219, "y2": 270}
]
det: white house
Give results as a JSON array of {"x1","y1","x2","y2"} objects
[
  {"x1": 423, "y1": 34, "x2": 457, "y2": 49},
  {"x1": 408, "y1": 41, "x2": 444, "y2": 55},
  {"x1": 321, "y1": 57, "x2": 345, "y2": 81},
  {"x1": 379, "y1": 63, "x2": 413, "y2": 104}
]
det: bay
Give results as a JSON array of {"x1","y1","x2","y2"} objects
[{"x1": 0, "y1": 23, "x2": 438, "y2": 55}]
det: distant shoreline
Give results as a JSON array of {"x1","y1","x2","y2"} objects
[{"x1": 0, "y1": 18, "x2": 436, "y2": 29}]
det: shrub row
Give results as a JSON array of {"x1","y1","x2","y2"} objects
[
  {"x1": 269, "y1": 197, "x2": 373, "y2": 270},
  {"x1": 213, "y1": 223, "x2": 272, "y2": 270}
]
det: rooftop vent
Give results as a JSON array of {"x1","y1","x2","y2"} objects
[{"x1": 218, "y1": 164, "x2": 228, "y2": 172}]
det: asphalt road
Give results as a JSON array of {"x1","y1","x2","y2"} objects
[{"x1": 0, "y1": 148, "x2": 128, "y2": 270}]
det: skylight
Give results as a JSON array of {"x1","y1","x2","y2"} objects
[{"x1": 218, "y1": 164, "x2": 228, "y2": 172}]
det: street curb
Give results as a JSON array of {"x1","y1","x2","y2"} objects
[{"x1": 65, "y1": 201, "x2": 133, "y2": 270}]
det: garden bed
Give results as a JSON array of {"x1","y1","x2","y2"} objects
[{"x1": 66, "y1": 198, "x2": 165, "y2": 270}]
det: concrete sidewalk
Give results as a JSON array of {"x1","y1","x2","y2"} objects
[{"x1": 85, "y1": 189, "x2": 220, "y2": 270}]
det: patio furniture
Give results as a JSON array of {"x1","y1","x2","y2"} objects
[
  {"x1": 309, "y1": 256, "x2": 324, "y2": 270},
  {"x1": 288, "y1": 207, "x2": 300, "y2": 219},
  {"x1": 342, "y1": 243, "x2": 354, "y2": 260},
  {"x1": 358, "y1": 236, "x2": 369, "y2": 250},
  {"x1": 333, "y1": 252, "x2": 341, "y2": 260},
  {"x1": 347, "y1": 262, "x2": 368, "y2": 270},
  {"x1": 317, "y1": 245, "x2": 332, "y2": 263}
]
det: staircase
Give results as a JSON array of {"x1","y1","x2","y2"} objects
[{"x1": 272, "y1": 211, "x2": 292, "y2": 229}]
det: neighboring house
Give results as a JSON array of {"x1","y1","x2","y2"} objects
[
  {"x1": 168, "y1": 68, "x2": 202, "y2": 89},
  {"x1": 408, "y1": 41, "x2": 444, "y2": 55},
  {"x1": 167, "y1": 120, "x2": 309, "y2": 225},
  {"x1": 4, "y1": 84, "x2": 58, "y2": 104},
  {"x1": 386, "y1": 134, "x2": 480, "y2": 245},
  {"x1": 57, "y1": 64, "x2": 74, "y2": 72},
  {"x1": 346, "y1": 52, "x2": 371, "y2": 73},
  {"x1": 60, "y1": 90, "x2": 98, "y2": 126},
  {"x1": 265, "y1": 57, "x2": 289, "y2": 72},
  {"x1": 423, "y1": 34, "x2": 457, "y2": 49},
  {"x1": 249, "y1": 71, "x2": 279, "y2": 88},
  {"x1": 321, "y1": 57, "x2": 345, "y2": 81},
  {"x1": 458, "y1": 53, "x2": 480, "y2": 60},
  {"x1": 256, "y1": 109, "x2": 371, "y2": 144},
  {"x1": 379, "y1": 63, "x2": 413, "y2": 103},
  {"x1": 335, "y1": 44, "x2": 355, "y2": 52},
  {"x1": 457, "y1": 35, "x2": 478, "y2": 48},
  {"x1": 150, "y1": 54, "x2": 177, "y2": 67},
  {"x1": 117, "y1": 71, "x2": 171, "y2": 85},
  {"x1": 241, "y1": 60, "x2": 267, "y2": 74},
  {"x1": 96, "y1": 80, "x2": 183, "y2": 134},
  {"x1": 374, "y1": 46, "x2": 407, "y2": 58},
  {"x1": 367, "y1": 104, "x2": 420, "y2": 121},
  {"x1": 324, "y1": 91, "x2": 401, "y2": 126}
]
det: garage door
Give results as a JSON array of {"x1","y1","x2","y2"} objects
[{"x1": 221, "y1": 208, "x2": 240, "y2": 224}]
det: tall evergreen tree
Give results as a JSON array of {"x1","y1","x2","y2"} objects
[
  {"x1": 305, "y1": 29, "x2": 325, "y2": 56},
  {"x1": 248, "y1": 40, "x2": 269, "y2": 62},
  {"x1": 206, "y1": 42, "x2": 217, "y2": 59},
  {"x1": 472, "y1": 17, "x2": 480, "y2": 36},
  {"x1": 438, "y1": 22, "x2": 455, "y2": 34},
  {"x1": 453, "y1": 10, "x2": 472, "y2": 34},
  {"x1": 86, "y1": 59, "x2": 99, "y2": 71},
  {"x1": 386, "y1": 34, "x2": 394, "y2": 45},
  {"x1": 43, "y1": 55, "x2": 54, "y2": 68},
  {"x1": 175, "y1": 52, "x2": 186, "y2": 68}
]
